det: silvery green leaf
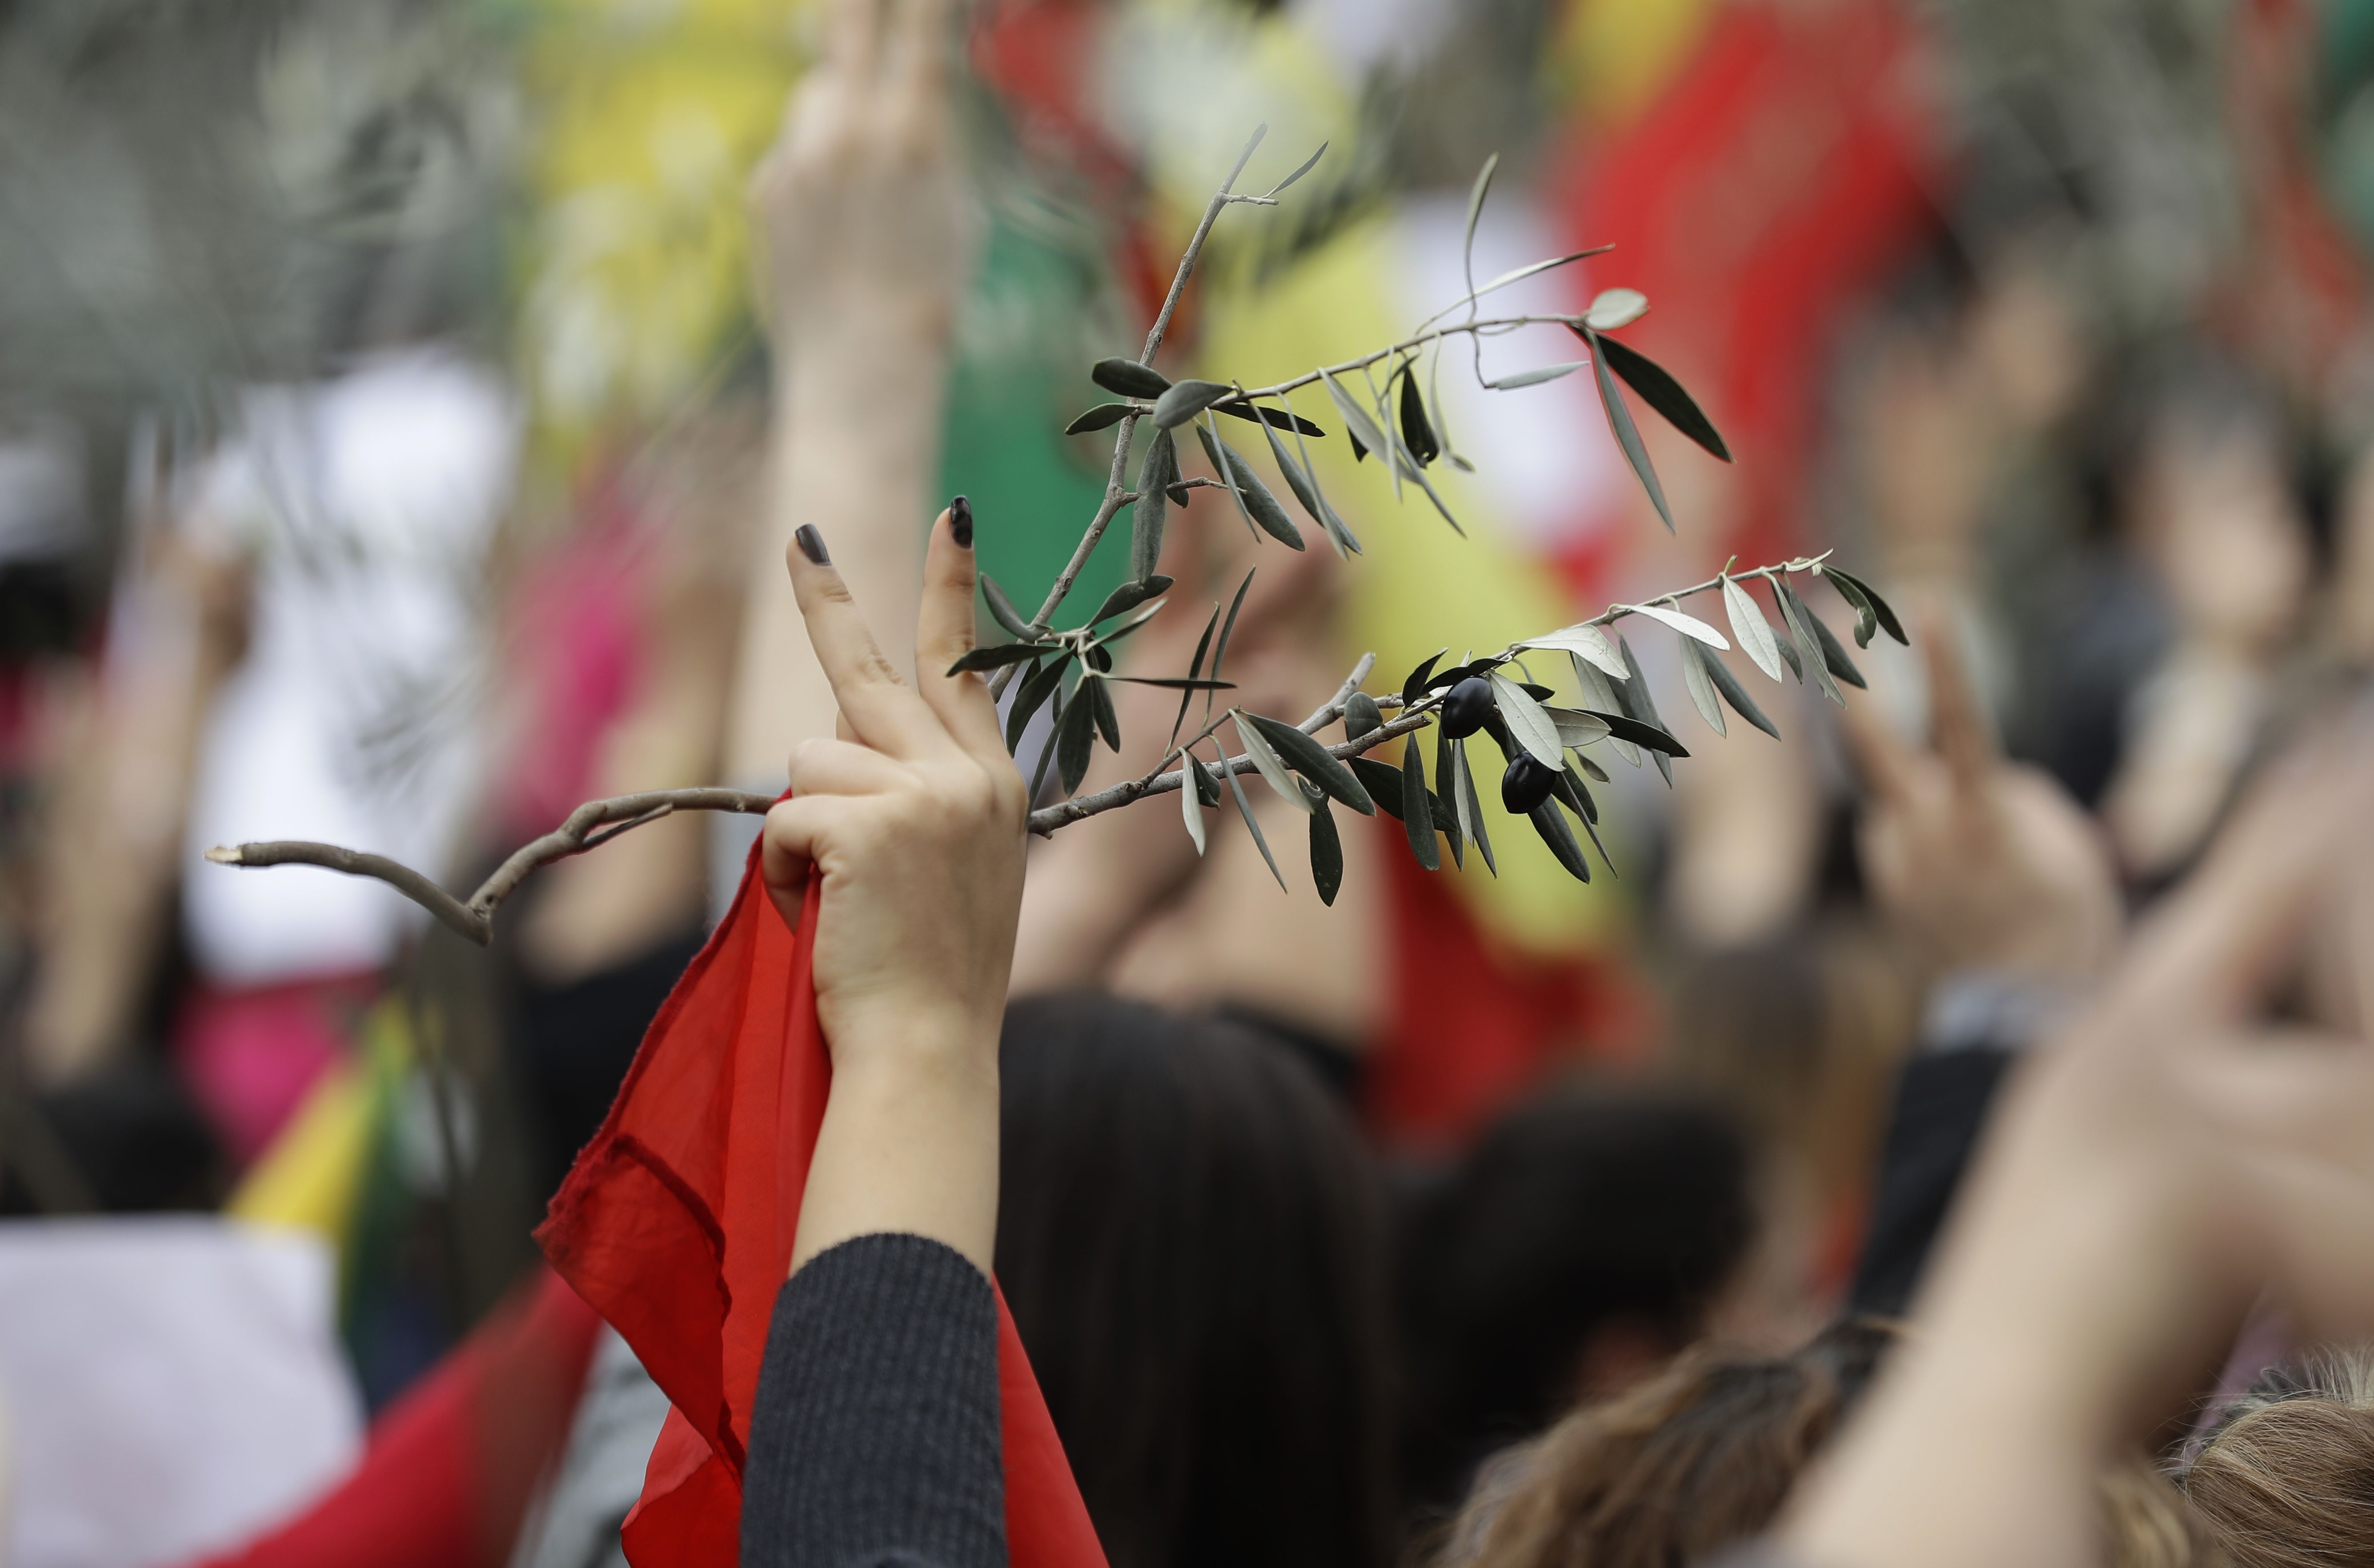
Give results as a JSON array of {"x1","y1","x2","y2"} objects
[
  {"x1": 1307, "y1": 790, "x2": 1343, "y2": 905},
  {"x1": 1091, "y1": 597, "x2": 1169, "y2": 646},
  {"x1": 1215, "y1": 401, "x2": 1327, "y2": 438},
  {"x1": 1544, "y1": 706, "x2": 1612, "y2": 747},
  {"x1": 1387, "y1": 424, "x2": 1464, "y2": 535},
  {"x1": 949, "y1": 641, "x2": 1055, "y2": 675},
  {"x1": 1722, "y1": 576, "x2": 1787, "y2": 682},
  {"x1": 980, "y1": 573, "x2": 1035, "y2": 640},
  {"x1": 1181, "y1": 749, "x2": 1207, "y2": 854},
  {"x1": 1065, "y1": 402, "x2": 1136, "y2": 435},
  {"x1": 1093, "y1": 358, "x2": 1169, "y2": 399},
  {"x1": 1088, "y1": 673, "x2": 1121, "y2": 749},
  {"x1": 1679, "y1": 635, "x2": 1725, "y2": 736},
  {"x1": 1319, "y1": 369, "x2": 1392, "y2": 464},
  {"x1": 1089, "y1": 574, "x2": 1174, "y2": 625},
  {"x1": 1249, "y1": 713, "x2": 1375, "y2": 814},
  {"x1": 1346, "y1": 692, "x2": 1384, "y2": 742},
  {"x1": 1169, "y1": 600, "x2": 1222, "y2": 748},
  {"x1": 1232, "y1": 711, "x2": 1316, "y2": 813},
  {"x1": 1225, "y1": 760, "x2": 1288, "y2": 892},
  {"x1": 1594, "y1": 334, "x2": 1730, "y2": 461},
  {"x1": 1524, "y1": 623, "x2": 1628, "y2": 678},
  {"x1": 1452, "y1": 738, "x2": 1496, "y2": 876},
  {"x1": 1486, "y1": 360, "x2": 1590, "y2": 391},
  {"x1": 1131, "y1": 430, "x2": 1175, "y2": 583},
  {"x1": 1567, "y1": 650, "x2": 1639, "y2": 766},
  {"x1": 1821, "y1": 565, "x2": 1908, "y2": 646},
  {"x1": 1807, "y1": 607, "x2": 1867, "y2": 689},
  {"x1": 1209, "y1": 568, "x2": 1255, "y2": 685},
  {"x1": 1154, "y1": 379, "x2": 1234, "y2": 430},
  {"x1": 1007, "y1": 656, "x2": 1066, "y2": 753},
  {"x1": 1402, "y1": 650, "x2": 1447, "y2": 704},
  {"x1": 1586, "y1": 331, "x2": 1674, "y2": 533},
  {"x1": 1463, "y1": 153, "x2": 1499, "y2": 289},
  {"x1": 1618, "y1": 635, "x2": 1674, "y2": 784},
  {"x1": 1265, "y1": 400, "x2": 1360, "y2": 556},
  {"x1": 1489, "y1": 672, "x2": 1564, "y2": 769},
  {"x1": 1529, "y1": 799, "x2": 1592, "y2": 883},
  {"x1": 1399, "y1": 366, "x2": 1441, "y2": 466},
  {"x1": 1701, "y1": 644, "x2": 1779, "y2": 739},
  {"x1": 1056, "y1": 685, "x2": 1097, "y2": 792},
  {"x1": 1578, "y1": 708, "x2": 1692, "y2": 756},
  {"x1": 1583, "y1": 287, "x2": 1648, "y2": 330},
  {"x1": 1776, "y1": 580, "x2": 1844, "y2": 707},
  {"x1": 1620, "y1": 602, "x2": 1729, "y2": 649},
  {"x1": 1263, "y1": 140, "x2": 1328, "y2": 199},
  {"x1": 1196, "y1": 424, "x2": 1306, "y2": 549},
  {"x1": 1576, "y1": 751, "x2": 1609, "y2": 782},
  {"x1": 1451, "y1": 249, "x2": 1609, "y2": 316},
  {"x1": 1399, "y1": 738, "x2": 1440, "y2": 871}
]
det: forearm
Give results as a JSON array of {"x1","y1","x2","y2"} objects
[
  {"x1": 727, "y1": 322, "x2": 951, "y2": 784},
  {"x1": 792, "y1": 1010, "x2": 1002, "y2": 1277}
]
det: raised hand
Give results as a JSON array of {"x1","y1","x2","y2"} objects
[{"x1": 768, "y1": 504, "x2": 1028, "y2": 1275}]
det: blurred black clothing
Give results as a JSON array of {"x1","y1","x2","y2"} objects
[{"x1": 1847, "y1": 1046, "x2": 2016, "y2": 1317}]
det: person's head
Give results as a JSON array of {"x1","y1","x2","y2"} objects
[
  {"x1": 2180, "y1": 1348, "x2": 2374, "y2": 1568},
  {"x1": 995, "y1": 992, "x2": 1393, "y2": 1568},
  {"x1": 1434, "y1": 1317, "x2": 1897, "y2": 1568},
  {"x1": 1398, "y1": 1080, "x2": 1756, "y2": 1509}
]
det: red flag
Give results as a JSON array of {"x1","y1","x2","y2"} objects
[{"x1": 537, "y1": 837, "x2": 1106, "y2": 1568}]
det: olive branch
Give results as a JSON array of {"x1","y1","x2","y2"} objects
[{"x1": 209, "y1": 125, "x2": 1907, "y2": 940}]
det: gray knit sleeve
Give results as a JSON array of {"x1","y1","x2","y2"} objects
[{"x1": 742, "y1": 1233, "x2": 1007, "y2": 1568}]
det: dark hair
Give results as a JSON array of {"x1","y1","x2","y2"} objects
[
  {"x1": 995, "y1": 993, "x2": 1394, "y2": 1568},
  {"x1": 1434, "y1": 1318, "x2": 1897, "y2": 1568},
  {"x1": 1397, "y1": 1081, "x2": 1756, "y2": 1510}
]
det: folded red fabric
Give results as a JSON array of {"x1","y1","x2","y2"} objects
[{"x1": 538, "y1": 840, "x2": 1105, "y2": 1568}]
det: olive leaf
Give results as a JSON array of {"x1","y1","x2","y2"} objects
[
  {"x1": 1576, "y1": 708, "x2": 1692, "y2": 758},
  {"x1": 1543, "y1": 706, "x2": 1612, "y2": 748},
  {"x1": 1249, "y1": 712, "x2": 1375, "y2": 814},
  {"x1": 1056, "y1": 684, "x2": 1097, "y2": 792},
  {"x1": 1582, "y1": 287, "x2": 1647, "y2": 330},
  {"x1": 1701, "y1": 643, "x2": 1780, "y2": 739},
  {"x1": 1007, "y1": 656, "x2": 1067, "y2": 753},
  {"x1": 1593, "y1": 333, "x2": 1730, "y2": 462},
  {"x1": 1775, "y1": 580, "x2": 1843, "y2": 707},
  {"x1": 1820, "y1": 565, "x2": 1908, "y2": 647},
  {"x1": 1259, "y1": 399, "x2": 1360, "y2": 558},
  {"x1": 1196, "y1": 424, "x2": 1305, "y2": 550},
  {"x1": 1524, "y1": 622, "x2": 1628, "y2": 678},
  {"x1": 1154, "y1": 379, "x2": 1235, "y2": 430},
  {"x1": 1567, "y1": 649, "x2": 1640, "y2": 767},
  {"x1": 1307, "y1": 788, "x2": 1343, "y2": 906},
  {"x1": 1620, "y1": 602, "x2": 1728, "y2": 649},
  {"x1": 1169, "y1": 600, "x2": 1222, "y2": 750},
  {"x1": 1207, "y1": 568, "x2": 1255, "y2": 692},
  {"x1": 1131, "y1": 429, "x2": 1176, "y2": 583},
  {"x1": 1355, "y1": 758, "x2": 1453, "y2": 834},
  {"x1": 1089, "y1": 574, "x2": 1174, "y2": 625},
  {"x1": 980, "y1": 574, "x2": 1035, "y2": 640},
  {"x1": 1584, "y1": 329, "x2": 1673, "y2": 533},
  {"x1": 1401, "y1": 649, "x2": 1447, "y2": 704},
  {"x1": 1181, "y1": 748, "x2": 1208, "y2": 854},
  {"x1": 1486, "y1": 360, "x2": 1589, "y2": 390},
  {"x1": 1678, "y1": 635, "x2": 1725, "y2": 736},
  {"x1": 1399, "y1": 365, "x2": 1441, "y2": 466},
  {"x1": 1452, "y1": 738, "x2": 1496, "y2": 876},
  {"x1": 1722, "y1": 575, "x2": 1787, "y2": 682},
  {"x1": 1400, "y1": 737, "x2": 1440, "y2": 871},
  {"x1": 1088, "y1": 673, "x2": 1122, "y2": 749},
  {"x1": 1065, "y1": 402, "x2": 1136, "y2": 435},
  {"x1": 1319, "y1": 368, "x2": 1393, "y2": 466},
  {"x1": 1232, "y1": 711, "x2": 1317, "y2": 814},
  {"x1": 1093, "y1": 358, "x2": 1170, "y2": 399},
  {"x1": 1806, "y1": 607, "x2": 1868, "y2": 690},
  {"x1": 1489, "y1": 672, "x2": 1564, "y2": 769},
  {"x1": 1529, "y1": 798, "x2": 1592, "y2": 884},
  {"x1": 1263, "y1": 140, "x2": 1329, "y2": 199},
  {"x1": 1224, "y1": 761, "x2": 1288, "y2": 892},
  {"x1": 1617, "y1": 634, "x2": 1676, "y2": 783},
  {"x1": 1561, "y1": 760, "x2": 1598, "y2": 824},
  {"x1": 1214, "y1": 401, "x2": 1326, "y2": 438},
  {"x1": 949, "y1": 641, "x2": 1056, "y2": 676},
  {"x1": 1346, "y1": 692, "x2": 1384, "y2": 742}
]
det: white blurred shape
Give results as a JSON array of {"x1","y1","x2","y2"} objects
[{"x1": 0, "y1": 1218, "x2": 362, "y2": 1568}]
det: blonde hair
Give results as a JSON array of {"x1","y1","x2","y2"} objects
[{"x1": 2181, "y1": 1348, "x2": 2374, "y2": 1568}]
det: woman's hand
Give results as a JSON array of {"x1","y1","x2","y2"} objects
[{"x1": 770, "y1": 503, "x2": 1028, "y2": 1274}]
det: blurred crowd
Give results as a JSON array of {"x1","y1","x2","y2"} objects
[{"x1": 5, "y1": 0, "x2": 2374, "y2": 1565}]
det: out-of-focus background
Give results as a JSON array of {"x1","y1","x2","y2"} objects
[{"x1": 0, "y1": 0, "x2": 2369, "y2": 1563}]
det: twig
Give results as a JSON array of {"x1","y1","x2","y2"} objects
[{"x1": 208, "y1": 787, "x2": 774, "y2": 947}]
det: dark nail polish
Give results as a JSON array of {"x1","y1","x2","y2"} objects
[
  {"x1": 949, "y1": 495, "x2": 973, "y2": 548},
  {"x1": 794, "y1": 524, "x2": 829, "y2": 565}
]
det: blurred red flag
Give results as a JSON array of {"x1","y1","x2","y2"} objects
[{"x1": 537, "y1": 836, "x2": 1106, "y2": 1568}]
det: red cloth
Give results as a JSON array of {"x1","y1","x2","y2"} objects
[
  {"x1": 536, "y1": 845, "x2": 1107, "y2": 1568},
  {"x1": 194, "y1": 1267, "x2": 603, "y2": 1568}
]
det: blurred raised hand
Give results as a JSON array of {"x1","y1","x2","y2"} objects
[
  {"x1": 1840, "y1": 614, "x2": 2122, "y2": 986},
  {"x1": 727, "y1": 0, "x2": 974, "y2": 786}
]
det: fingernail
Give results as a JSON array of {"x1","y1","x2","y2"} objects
[
  {"x1": 949, "y1": 495, "x2": 973, "y2": 548},
  {"x1": 795, "y1": 524, "x2": 829, "y2": 565}
]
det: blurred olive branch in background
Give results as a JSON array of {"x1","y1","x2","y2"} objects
[{"x1": 214, "y1": 125, "x2": 1907, "y2": 938}]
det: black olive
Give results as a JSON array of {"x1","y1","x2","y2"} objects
[
  {"x1": 1440, "y1": 676, "x2": 1493, "y2": 739},
  {"x1": 1502, "y1": 752, "x2": 1556, "y2": 814}
]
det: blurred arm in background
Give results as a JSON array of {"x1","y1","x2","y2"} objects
[{"x1": 724, "y1": 0, "x2": 971, "y2": 790}]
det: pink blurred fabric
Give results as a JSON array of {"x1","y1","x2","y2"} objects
[{"x1": 175, "y1": 974, "x2": 378, "y2": 1168}]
